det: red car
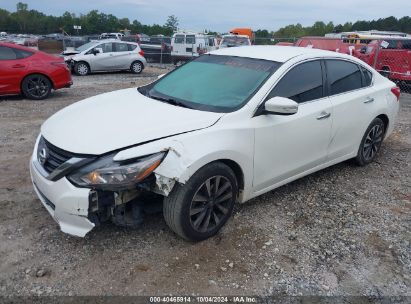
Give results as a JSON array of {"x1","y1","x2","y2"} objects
[{"x1": 0, "y1": 42, "x2": 72, "y2": 99}]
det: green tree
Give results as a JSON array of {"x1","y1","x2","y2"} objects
[
  {"x1": 15, "y1": 2, "x2": 28, "y2": 32},
  {"x1": 164, "y1": 15, "x2": 179, "y2": 32}
]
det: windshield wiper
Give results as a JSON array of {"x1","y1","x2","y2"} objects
[{"x1": 148, "y1": 93, "x2": 192, "y2": 109}]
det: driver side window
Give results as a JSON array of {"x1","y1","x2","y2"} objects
[{"x1": 266, "y1": 60, "x2": 324, "y2": 103}]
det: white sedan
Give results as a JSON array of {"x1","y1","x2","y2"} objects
[{"x1": 30, "y1": 46, "x2": 400, "y2": 241}]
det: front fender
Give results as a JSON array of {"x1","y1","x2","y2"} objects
[{"x1": 113, "y1": 127, "x2": 254, "y2": 202}]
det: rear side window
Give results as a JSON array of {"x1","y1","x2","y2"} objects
[
  {"x1": 128, "y1": 44, "x2": 137, "y2": 51},
  {"x1": 174, "y1": 35, "x2": 184, "y2": 44},
  {"x1": 326, "y1": 60, "x2": 362, "y2": 95},
  {"x1": 401, "y1": 40, "x2": 411, "y2": 49},
  {"x1": 114, "y1": 43, "x2": 128, "y2": 52},
  {"x1": 267, "y1": 60, "x2": 324, "y2": 103},
  {"x1": 360, "y1": 66, "x2": 373, "y2": 87},
  {"x1": 14, "y1": 48, "x2": 33, "y2": 59},
  {"x1": 0, "y1": 46, "x2": 17, "y2": 60}
]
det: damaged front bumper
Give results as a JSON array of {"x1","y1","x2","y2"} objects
[
  {"x1": 30, "y1": 153, "x2": 168, "y2": 237},
  {"x1": 30, "y1": 156, "x2": 95, "y2": 237}
]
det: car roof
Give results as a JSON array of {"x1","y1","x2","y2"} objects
[{"x1": 209, "y1": 45, "x2": 349, "y2": 63}]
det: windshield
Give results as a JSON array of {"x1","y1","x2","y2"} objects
[
  {"x1": 221, "y1": 36, "x2": 250, "y2": 47},
  {"x1": 75, "y1": 41, "x2": 98, "y2": 52},
  {"x1": 144, "y1": 55, "x2": 280, "y2": 112}
]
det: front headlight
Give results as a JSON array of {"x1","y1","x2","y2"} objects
[{"x1": 68, "y1": 152, "x2": 166, "y2": 190}]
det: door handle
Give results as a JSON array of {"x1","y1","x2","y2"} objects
[
  {"x1": 12, "y1": 64, "x2": 25, "y2": 68},
  {"x1": 364, "y1": 97, "x2": 375, "y2": 104},
  {"x1": 316, "y1": 111, "x2": 331, "y2": 120}
]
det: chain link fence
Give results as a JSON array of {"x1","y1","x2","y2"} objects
[
  {"x1": 356, "y1": 38, "x2": 411, "y2": 94},
  {"x1": 4, "y1": 33, "x2": 409, "y2": 93}
]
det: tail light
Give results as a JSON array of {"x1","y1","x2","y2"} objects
[
  {"x1": 51, "y1": 62, "x2": 69, "y2": 70},
  {"x1": 391, "y1": 86, "x2": 401, "y2": 101},
  {"x1": 139, "y1": 50, "x2": 145, "y2": 57}
]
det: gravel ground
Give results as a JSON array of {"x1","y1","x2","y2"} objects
[{"x1": 0, "y1": 66, "x2": 410, "y2": 298}]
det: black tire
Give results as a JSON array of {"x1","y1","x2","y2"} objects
[
  {"x1": 163, "y1": 162, "x2": 238, "y2": 242},
  {"x1": 130, "y1": 61, "x2": 143, "y2": 74},
  {"x1": 21, "y1": 74, "x2": 52, "y2": 100},
  {"x1": 355, "y1": 118, "x2": 386, "y2": 166},
  {"x1": 74, "y1": 61, "x2": 90, "y2": 76}
]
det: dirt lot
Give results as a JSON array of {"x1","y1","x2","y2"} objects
[{"x1": 0, "y1": 66, "x2": 410, "y2": 297}]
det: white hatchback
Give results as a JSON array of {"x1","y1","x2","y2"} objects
[{"x1": 30, "y1": 46, "x2": 400, "y2": 241}]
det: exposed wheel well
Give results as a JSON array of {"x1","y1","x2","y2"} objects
[
  {"x1": 218, "y1": 159, "x2": 244, "y2": 191},
  {"x1": 21, "y1": 73, "x2": 55, "y2": 90},
  {"x1": 376, "y1": 114, "x2": 389, "y2": 135}
]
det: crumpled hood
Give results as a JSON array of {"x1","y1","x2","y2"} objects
[
  {"x1": 61, "y1": 50, "x2": 80, "y2": 56},
  {"x1": 41, "y1": 88, "x2": 223, "y2": 155}
]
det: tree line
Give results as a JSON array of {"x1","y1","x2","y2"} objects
[
  {"x1": 0, "y1": 2, "x2": 178, "y2": 36},
  {"x1": 267, "y1": 16, "x2": 411, "y2": 38},
  {"x1": 0, "y1": 2, "x2": 410, "y2": 38}
]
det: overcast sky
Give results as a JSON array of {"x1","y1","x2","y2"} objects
[{"x1": 0, "y1": 0, "x2": 410, "y2": 32}]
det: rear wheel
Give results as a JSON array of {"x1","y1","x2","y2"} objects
[
  {"x1": 130, "y1": 61, "x2": 143, "y2": 74},
  {"x1": 74, "y1": 62, "x2": 90, "y2": 76},
  {"x1": 163, "y1": 162, "x2": 238, "y2": 241},
  {"x1": 22, "y1": 74, "x2": 51, "y2": 100},
  {"x1": 355, "y1": 118, "x2": 385, "y2": 166}
]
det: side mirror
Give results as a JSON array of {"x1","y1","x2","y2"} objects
[
  {"x1": 93, "y1": 48, "x2": 102, "y2": 55},
  {"x1": 264, "y1": 96, "x2": 298, "y2": 115},
  {"x1": 157, "y1": 73, "x2": 166, "y2": 80}
]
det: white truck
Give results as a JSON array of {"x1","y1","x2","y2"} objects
[{"x1": 171, "y1": 31, "x2": 217, "y2": 64}]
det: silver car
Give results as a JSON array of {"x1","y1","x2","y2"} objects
[{"x1": 63, "y1": 39, "x2": 146, "y2": 76}]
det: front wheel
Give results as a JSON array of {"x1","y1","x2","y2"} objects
[
  {"x1": 355, "y1": 118, "x2": 385, "y2": 166},
  {"x1": 74, "y1": 62, "x2": 90, "y2": 76},
  {"x1": 22, "y1": 74, "x2": 51, "y2": 100},
  {"x1": 163, "y1": 162, "x2": 238, "y2": 242}
]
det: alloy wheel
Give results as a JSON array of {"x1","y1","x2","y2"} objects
[
  {"x1": 26, "y1": 76, "x2": 49, "y2": 99},
  {"x1": 362, "y1": 124, "x2": 384, "y2": 161},
  {"x1": 189, "y1": 176, "x2": 233, "y2": 233}
]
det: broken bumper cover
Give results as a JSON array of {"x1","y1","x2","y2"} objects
[{"x1": 30, "y1": 155, "x2": 95, "y2": 237}]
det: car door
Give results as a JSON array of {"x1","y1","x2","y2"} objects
[
  {"x1": 0, "y1": 46, "x2": 30, "y2": 94},
  {"x1": 89, "y1": 42, "x2": 116, "y2": 71},
  {"x1": 112, "y1": 42, "x2": 132, "y2": 69},
  {"x1": 325, "y1": 59, "x2": 379, "y2": 160},
  {"x1": 185, "y1": 35, "x2": 196, "y2": 57},
  {"x1": 252, "y1": 60, "x2": 333, "y2": 193}
]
